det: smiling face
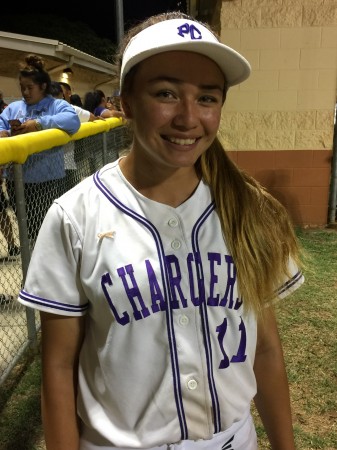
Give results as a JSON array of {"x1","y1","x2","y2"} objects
[{"x1": 121, "y1": 51, "x2": 226, "y2": 171}]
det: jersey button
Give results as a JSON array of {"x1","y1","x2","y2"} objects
[
  {"x1": 168, "y1": 217, "x2": 178, "y2": 227},
  {"x1": 171, "y1": 239, "x2": 181, "y2": 250},
  {"x1": 187, "y1": 379, "x2": 198, "y2": 390},
  {"x1": 179, "y1": 315, "x2": 189, "y2": 326}
]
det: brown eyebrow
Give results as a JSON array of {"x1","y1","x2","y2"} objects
[{"x1": 148, "y1": 75, "x2": 224, "y2": 93}]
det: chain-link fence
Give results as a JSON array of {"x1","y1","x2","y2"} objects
[{"x1": 0, "y1": 123, "x2": 132, "y2": 385}]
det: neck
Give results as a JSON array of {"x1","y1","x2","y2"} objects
[{"x1": 119, "y1": 153, "x2": 200, "y2": 207}]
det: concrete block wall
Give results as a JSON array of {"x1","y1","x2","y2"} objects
[{"x1": 217, "y1": 0, "x2": 337, "y2": 226}]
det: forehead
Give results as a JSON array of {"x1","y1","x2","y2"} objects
[
  {"x1": 19, "y1": 77, "x2": 37, "y2": 86},
  {"x1": 135, "y1": 50, "x2": 225, "y2": 84}
]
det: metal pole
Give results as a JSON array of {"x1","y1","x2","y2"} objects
[
  {"x1": 115, "y1": 0, "x2": 124, "y2": 45},
  {"x1": 102, "y1": 132, "x2": 108, "y2": 166},
  {"x1": 13, "y1": 163, "x2": 37, "y2": 346},
  {"x1": 328, "y1": 117, "x2": 337, "y2": 226}
]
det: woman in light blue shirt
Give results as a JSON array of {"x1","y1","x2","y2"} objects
[{"x1": 0, "y1": 53, "x2": 80, "y2": 244}]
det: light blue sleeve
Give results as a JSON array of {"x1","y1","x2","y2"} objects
[
  {"x1": 0, "y1": 101, "x2": 27, "y2": 132},
  {"x1": 38, "y1": 99, "x2": 81, "y2": 135}
]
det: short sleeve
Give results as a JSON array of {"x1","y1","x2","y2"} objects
[
  {"x1": 269, "y1": 257, "x2": 304, "y2": 305},
  {"x1": 18, "y1": 202, "x2": 89, "y2": 316}
]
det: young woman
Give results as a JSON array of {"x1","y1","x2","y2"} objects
[
  {"x1": 83, "y1": 89, "x2": 125, "y2": 119},
  {"x1": 19, "y1": 12, "x2": 304, "y2": 450},
  {"x1": 0, "y1": 54, "x2": 80, "y2": 243}
]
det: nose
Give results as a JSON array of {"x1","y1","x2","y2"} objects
[{"x1": 172, "y1": 98, "x2": 198, "y2": 130}]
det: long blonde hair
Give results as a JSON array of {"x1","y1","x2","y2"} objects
[
  {"x1": 114, "y1": 12, "x2": 303, "y2": 317},
  {"x1": 198, "y1": 138, "x2": 302, "y2": 316}
]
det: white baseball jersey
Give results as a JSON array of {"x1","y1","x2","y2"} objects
[{"x1": 19, "y1": 158, "x2": 304, "y2": 449}]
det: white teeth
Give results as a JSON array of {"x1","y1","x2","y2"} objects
[{"x1": 168, "y1": 137, "x2": 196, "y2": 145}]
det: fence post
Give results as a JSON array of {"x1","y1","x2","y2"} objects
[
  {"x1": 13, "y1": 163, "x2": 38, "y2": 347},
  {"x1": 102, "y1": 132, "x2": 108, "y2": 166},
  {"x1": 328, "y1": 119, "x2": 337, "y2": 226}
]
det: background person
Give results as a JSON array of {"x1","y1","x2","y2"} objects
[
  {"x1": 0, "y1": 54, "x2": 80, "y2": 243},
  {"x1": 51, "y1": 81, "x2": 98, "y2": 122},
  {"x1": 0, "y1": 90, "x2": 8, "y2": 113},
  {"x1": 19, "y1": 12, "x2": 304, "y2": 450},
  {"x1": 51, "y1": 81, "x2": 100, "y2": 190},
  {"x1": 109, "y1": 89, "x2": 122, "y2": 112},
  {"x1": 70, "y1": 93, "x2": 83, "y2": 108},
  {"x1": 106, "y1": 96, "x2": 114, "y2": 110},
  {"x1": 0, "y1": 90, "x2": 17, "y2": 257},
  {"x1": 58, "y1": 81, "x2": 72, "y2": 103},
  {"x1": 83, "y1": 89, "x2": 125, "y2": 119},
  {"x1": 0, "y1": 182, "x2": 20, "y2": 258}
]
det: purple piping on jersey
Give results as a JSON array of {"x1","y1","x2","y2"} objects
[
  {"x1": 191, "y1": 202, "x2": 222, "y2": 434},
  {"x1": 18, "y1": 290, "x2": 88, "y2": 313},
  {"x1": 276, "y1": 270, "x2": 303, "y2": 296},
  {"x1": 93, "y1": 170, "x2": 189, "y2": 439}
]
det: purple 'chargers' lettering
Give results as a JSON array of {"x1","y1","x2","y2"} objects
[
  {"x1": 165, "y1": 255, "x2": 188, "y2": 309},
  {"x1": 102, "y1": 251, "x2": 243, "y2": 325},
  {"x1": 117, "y1": 264, "x2": 150, "y2": 320}
]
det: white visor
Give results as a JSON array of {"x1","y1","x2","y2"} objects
[{"x1": 120, "y1": 19, "x2": 251, "y2": 92}]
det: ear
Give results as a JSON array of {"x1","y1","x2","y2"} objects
[{"x1": 120, "y1": 95, "x2": 133, "y2": 119}]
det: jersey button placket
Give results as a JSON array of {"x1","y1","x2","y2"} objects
[
  {"x1": 187, "y1": 378, "x2": 198, "y2": 390},
  {"x1": 168, "y1": 217, "x2": 181, "y2": 250},
  {"x1": 171, "y1": 239, "x2": 181, "y2": 250},
  {"x1": 179, "y1": 314, "x2": 189, "y2": 326},
  {"x1": 168, "y1": 217, "x2": 179, "y2": 228},
  {"x1": 166, "y1": 215, "x2": 200, "y2": 401}
]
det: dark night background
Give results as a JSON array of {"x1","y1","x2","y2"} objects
[
  {"x1": 0, "y1": 0, "x2": 188, "y2": 62},
  {"x1": 0, "y1": 0, "x2": 186, "y2": 42}
]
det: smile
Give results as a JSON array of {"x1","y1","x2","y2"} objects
[{"x1": 165, "y1": 136, "x2": 198, "y2": 146}]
